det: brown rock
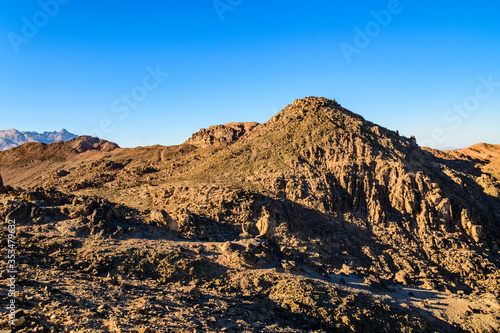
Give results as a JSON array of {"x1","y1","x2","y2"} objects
[
  {"x1": 149, "y1": 209, "x2": 178, "y2": 232},
  {"x1": 186, "y1": 122, "x2": 259, "y2": 148},
  {"x1": 395, "y1": 271, "x2": 409, "y2": 285},
  {"x1": 11, "y1": 316, "x2": 26, "y2": 327},
  {"x1": 461, "y1": 209, "x2": 484, "y2": 242},
  {"x1": 256, "y1": 208, "x2": 276, "y2": 240},
  {"x1": 364, "y1": 275, "x2": 387, "y2": 291},
  {"x1": 470, "y1": 225, "x2": 484, "y2": 242},
  {"x1": 220, "y1": 241, "x2": 235, "y2": 253}
]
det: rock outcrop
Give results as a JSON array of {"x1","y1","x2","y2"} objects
[{"x1": 186, "y1": 122, "x2": 259, "y2": 148}]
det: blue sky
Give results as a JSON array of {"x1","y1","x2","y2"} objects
[{"x1": 0, "y1": 1, "x2": 499, "y2": 149}]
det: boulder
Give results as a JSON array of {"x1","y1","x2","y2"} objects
[
  {"x1": 256, "y1": 207, "x2": 276, "y2": 240},
  {"x1": 149, "y1": 209, "x2": 178, "y2": 232},
  {"x1": 395, "y1": 270, "x2": 409, "y2": 285}
]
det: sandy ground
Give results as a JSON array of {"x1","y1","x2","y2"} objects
[{"x1": 327, "y1": 273, "x2": 500, "y2": 332}]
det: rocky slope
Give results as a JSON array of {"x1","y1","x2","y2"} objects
[
  {"x1": 0, "y1": 136, "x2": 119, "y2": 189},
  {"x1": 1, "y1": 97, "x2": 499, "y2": 332},
  {"x1": 0, "y1": 129, "x2": 77, "y2": 151}
]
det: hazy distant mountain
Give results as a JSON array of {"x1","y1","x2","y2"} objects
[{"x1": 0, "y1": 128, "x2": 78, "y2": 151}]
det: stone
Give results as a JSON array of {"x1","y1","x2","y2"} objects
[
  {"x1": 255, "y1": 208, "x2": 276, "y2": 240},
  {"x1": 14, "y1": 316, "x2": 26, "y2": 327},
  {"x1": 185, "y1": 122, "x2": 259, "y2": 148},
  {"x1": 91, "y1": 207, "x2": 105, "y2": 223},
  {"x1": 461, "y1": 209, "x2": 484, "y2": 242},
  {"x1": 364, "y1": 275, "x2": 387, "y2": 291},
  {"x1": 220, "y1": 241, "x2": 234, "y2": 253},
  {"x1": 470, "y1": 225, "x2": 484, "y2": 242},
  {"x1": 56, "y1": 169, "x2": 70, "y2": 177},
  {"x1": 280, "y1": 260, "x2": 298, "y2": 272},
  {"x1": 185, "y1": 285, "x2": 202, "y2": 298},
  {"x1": 395, "y1": 271, "x2": 409, "y2": 285},
  {"x1": 149, "y1": 209, "x2": 178, "y2": 232}
]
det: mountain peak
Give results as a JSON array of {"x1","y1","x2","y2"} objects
[
  {"x1": 292, "y1": 96, "x2": 339, "y2": 107},
  {"x1": 289, "y1": 96, "x2": 347, "y2": 114},
  {"x1": 0, "y1": 128, "x2": 78, "y2": 151},
  {"x1": 268, "y1": 97, "x2": 365, "y2": 127}
]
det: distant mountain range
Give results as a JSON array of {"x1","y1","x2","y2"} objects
[{"x1": 0, "y1": 129, "x2": 78, "y2": 151}]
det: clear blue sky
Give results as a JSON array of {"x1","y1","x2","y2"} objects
[{"x1": 1, "y1": 1, "x2": 499, "y2": 149}]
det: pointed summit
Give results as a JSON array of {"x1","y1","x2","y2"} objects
[
  {"x1": 197, "y1": 97, "x2": 415, "y2": 181},
  {"x1": 0, "y1": 128, "x2": 78, "y2": 151}
]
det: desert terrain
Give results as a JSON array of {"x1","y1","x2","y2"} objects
[{"x1": 1, "y1": 97, "x2": 499, "y2": 332}]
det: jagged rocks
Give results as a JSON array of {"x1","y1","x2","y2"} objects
[
  {"x1": 186, "y1": 122, "x2": 259, "y2": 148},
  {"x1": 461, "y1": 209, "x2": 484, "y2": 242}
]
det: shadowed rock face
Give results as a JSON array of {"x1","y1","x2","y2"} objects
[
  {"x1": 0, "y1": 97, "x2": 499, "y2": 331},
  {"x1": 185, "y1": 122, "x2": 259, "y2": 148},
  {"x1": 0, "y1": 173, "x2": 4, "y2": 194}
]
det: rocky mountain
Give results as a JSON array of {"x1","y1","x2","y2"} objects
[
  {"x1": 0, "y1": 97, "x2": 499, "y2": 332},
  {"x1": 0, "y1": 128, "x2": 77, "y2": 151}
]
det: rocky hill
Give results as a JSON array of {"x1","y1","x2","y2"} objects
[
  {"x1": 0, "y1": 136, "x2": 119, "y2": 188},
  {"x1": 1, "y1": 97, "x2": 499, "y2": 332},
  {"x1": 0, "y1": 128, "x2": 77, "y2": 151}
]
